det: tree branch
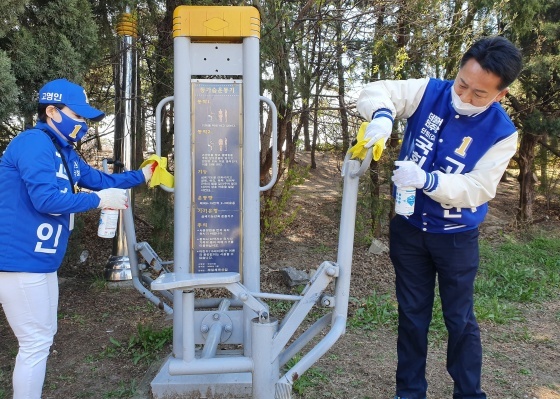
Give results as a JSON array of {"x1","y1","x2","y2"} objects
[{"x1": 538, "y1": 138, "x2": 560, "y2": 158}]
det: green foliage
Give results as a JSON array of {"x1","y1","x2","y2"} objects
[
  {"x1": 0, "y1": 0, "x2": 27, "y2": 37},
  {"x1": 353, "y1": 183, "x2": 375, "y2": 246},
  {"x1": 348, "y1": 291, "x2": 398, "y2": 330},
  {"x1": 428, "y1": 291, "x2": 519, "y2": 345},
  {"x1": 0, "y1": 51, "x2": 19, "y2": 124},
  {"x1": 535, "y1": 137, "x2": 560, "y2": 206},
  {"x1": 0, "y1": 0, "x2": 105, "y2": 142},
  {"x1": 0, "y1": 0, "x2": 25, "y2": 131},
  {"x1": 314, "y1": 142, "x2": 343, "y2": 152},
  {"x1": 392, "y1": 47, "x2": 410, "y2": 80},
  {"x1": 474, "y1": 295, "x2": 522, "y2": 324},
  {"x1": 311, "y1": 242, "x2": 332, "y2": 254},
  {"x1": 261, "y1": 164, "x2": 309, "y2": 237},
  {"x1": 353, "y1": 156, "x2": 395, "y2": 243},
  {"x1": 267, "y1": 299, "x2": 293, "y2": 319},
  {"x1": 90, "y1": 275, "x2": 109, "y2": 290},
  {"x1": 145, "y1": 189, "x2": 174, "y2": 259},
  {"x1": 284, "y1": 354, "x2": 328, "y2": 395},
  {"x1": 428, "y1": 233, "x2": 560, "y2": 342},
  {"x1": 351, "y1": 233, "x2": 560, "y2": 339},
  {"x1": 478, "y1": 235, "x2": 560, "y2": 303},
  {"x1": 424, "y1": 293, "x2": 447, "y2": 345},
  {"x1": 103, "y1": 380, "x2": 137, "y2": 398},
  {"x1": 103, "y1": 324, "x2": 172, "y2": 365},
  {"x1": 2, "y1": 0, "x2": 101, "y2": 121},
  {"x1": 506, "y1": 0, "x2": 548, "y2": 38}
]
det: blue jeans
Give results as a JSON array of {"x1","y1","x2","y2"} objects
[{"x1": 389, "y1": 216, "x2": 486, "y2": 399}]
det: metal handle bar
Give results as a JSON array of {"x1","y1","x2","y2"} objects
[
  {"x1": 259, "y1": 96, "x2": 278, "y2": 191},
  {"x1": 153, "y1": 96, "x2": 175, "y2": 193},
  {"x1": 341, "y1": 147, "x2": 373, "y2": 178}
]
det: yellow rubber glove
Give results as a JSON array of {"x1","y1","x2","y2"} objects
[
  {"x1": 348, "y1": 122, "x2": 386, "y2": 161},
  {"x1": 139, "y1": 155, "x2": 175, "y2": 188}
]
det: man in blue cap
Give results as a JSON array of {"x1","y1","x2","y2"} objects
[{"x1": 0, "y1": 78, "x2": 154, "y2": 398}]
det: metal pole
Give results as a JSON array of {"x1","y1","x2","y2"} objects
[
  {"x1": 242, "y1": 35, "x2": 261, "y2": 357},
  {"x1": 105, "y1": 8, "x2": 138, "y2": 281},
  {"x1": 252, "y1": 317, "x2": 279, "y2": 398},
  {"x1": 172, "y1": 34, "x2": 192, "y2": 357}
]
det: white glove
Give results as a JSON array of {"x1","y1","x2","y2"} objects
[
  {"x1": 391, "y1": 161, "x2": 428, "y2": 189},
  {"x1": 142, "y1": 163, "x2": 155, "y2": 183},
  {"x1": 364, "y1": 114, "x2": 393, "y2": 148},
  {"x1": 95, "y1": 188, "x2": 128, "y2": 209}
]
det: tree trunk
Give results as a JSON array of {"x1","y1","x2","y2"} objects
[
  {"x1": 311, "y1": 93, "x2": 319, "y2": 169},
  {"x1": 335, "y1": 1, "x2": 348, "y2": 153},
  {"x1": 517, "y1": 132, "x2": 541, "y2": 222},
  {"x1": 539, "y1": 134, "x2": 548, "y2": 188},
  {"x1": 260, "y1": 114, "x2": 274, "y2": 185},
  {"x1": 94, "y1": 124, "x2": 102, "y2": 151}
]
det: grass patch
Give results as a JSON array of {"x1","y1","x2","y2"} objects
[
  {"x1": 478, "y1": 234, "x2": 560, "y2": 303},
  {"x1": 102, "y1": 324, "x2": 172, "y2": 365},
  {"x1": 267, "y1": 299, "x2": 294, "y2": 319},
  {"x1": 284, "y1": 354, "x2": 328, "y2": 395},
  {"x1": 348, "y1": 291, "x2": 398, "y2": 330},
  {"x1": 474, "y1": 295, "x2": 522, "y2": 324},
  {"x1": 351, "y1": 234, "x2": 560, "y2": 336},
  {"x1": 428, "y1": 294, "x2": 447, "y2": 343},
  {"x1": 103, "y1": 380, "x2": 137, "y2": 398},
  {"x1": 89, "y1": 276, "x2": 109, "y2": 290},
  {"x1": 311, "y1": 242, "x2": 333, "y2": 254}
]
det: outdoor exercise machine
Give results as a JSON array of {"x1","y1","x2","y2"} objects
[{"x1": 120, "y1": 5, "x2": 374, "y2": 398}]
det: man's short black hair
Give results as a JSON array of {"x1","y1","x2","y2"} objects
[
  {"x1": 38, "y1": 103, "x2": 65, "y2": 122},
  {"x1": 460, "y1": 36, "x2": 522, "y2": 90}
]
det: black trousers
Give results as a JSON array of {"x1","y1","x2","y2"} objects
[{"x1": 389, "y1": 215, "x2": 486, "y2": 399}]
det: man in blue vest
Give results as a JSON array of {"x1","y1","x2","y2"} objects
[{"x1": 357, "y1": 36, "x2": 523, "y2": 399}]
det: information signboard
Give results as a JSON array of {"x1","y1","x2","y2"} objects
[{"x1": 191, "y1": 80, "x2": 243, "y2": 274}]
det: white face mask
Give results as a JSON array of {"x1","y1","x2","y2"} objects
[{"x1": 451, "y1": 87, "x2": 497, "y2": 116}]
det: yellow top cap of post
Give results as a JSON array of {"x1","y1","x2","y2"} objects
[
  {"x1": 116, "y1": 13, "x2": 138, "y2": 37},
  {"x1": 173, "y1": 6, "x2": 260, "y2": 41}
]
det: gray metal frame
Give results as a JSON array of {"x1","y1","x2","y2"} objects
[{"x1": 120, "y1": 6, "x2": 374, "y2": 398}]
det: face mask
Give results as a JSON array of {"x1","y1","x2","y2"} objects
[
  {"x1": 451, "y1": 87, "x2": 497, "y2": 116},
  {"x1": 52, "y1": 108, "x2": 89, "y2": 142}
]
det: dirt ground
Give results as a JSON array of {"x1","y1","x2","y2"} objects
[{"x1": 0, "y1": 151, "x2": 559, "y2": 399}]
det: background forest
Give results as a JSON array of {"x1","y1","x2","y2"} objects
[{"x1": 1, "y1": 0, "x2": 559, "y2": 241}]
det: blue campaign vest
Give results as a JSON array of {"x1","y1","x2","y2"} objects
[{"x1": 398, "y1": 78, "x2": 516, "y2": 233}]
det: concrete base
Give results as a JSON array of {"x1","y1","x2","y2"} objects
[{"x1": 151, "y1": 356, "x2": 252, "y2": 399}]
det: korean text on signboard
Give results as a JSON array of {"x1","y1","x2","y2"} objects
[{"x1": 191, "y1": 80, "x2": 243, "y2": 274}]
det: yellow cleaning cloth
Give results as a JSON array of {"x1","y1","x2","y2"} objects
[
  {"x1": 348, "y1": 121, "x2": 386, "y2": 161},
  {"x1": 139, "y1": 155, "x2": 175, "y2": 188}
]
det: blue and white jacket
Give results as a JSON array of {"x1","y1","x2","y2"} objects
[
  {"x1": 357, "y1": 78, "x2": 518, "y2": 233},
  {"x1": 0, "y1": 122, "x2": 145, "y2": 273}
]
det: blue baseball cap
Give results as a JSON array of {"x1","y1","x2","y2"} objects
[{"x1": 38, "y1": 79, "x2": 105, "y2": 121}]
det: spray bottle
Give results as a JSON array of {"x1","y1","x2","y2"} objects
[{"x1": 98, "y1": 209, "x2": 119, "y2": 238}]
